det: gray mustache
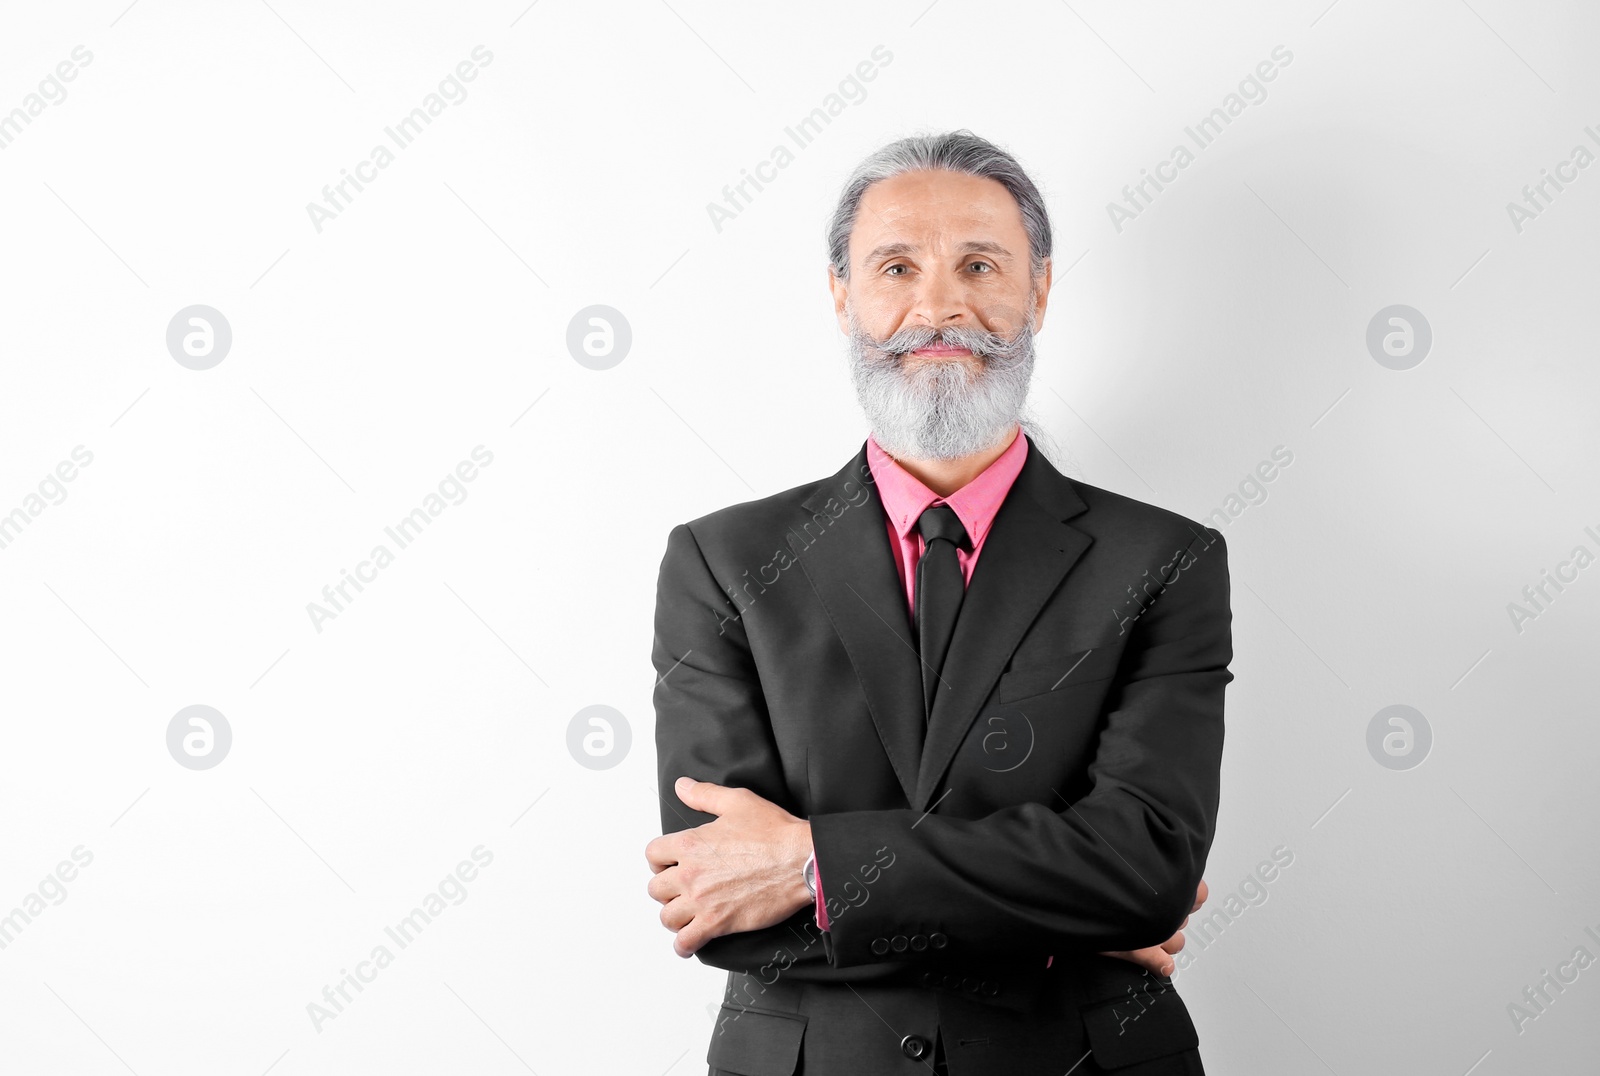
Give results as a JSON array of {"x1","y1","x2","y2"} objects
[{"x1": 875, "y1": 325, "x2": 1029, "y2": 361}]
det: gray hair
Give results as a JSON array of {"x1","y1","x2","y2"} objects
[{"x1": 826, "y1": 130, "x2": 1052, "y2": 282}]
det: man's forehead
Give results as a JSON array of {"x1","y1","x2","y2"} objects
[{"x1": 850, "y1": 170, "x2": 1026, "y2": 261}]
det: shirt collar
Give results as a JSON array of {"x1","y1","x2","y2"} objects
[{"x1": 866, "y1": 426, "x2": 1029, "y2": 548}]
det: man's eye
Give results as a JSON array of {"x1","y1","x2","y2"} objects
[
  {"x1": 969, "y1": 261, "x2": 993, "y2": 272},
  {"x1": 885, "y1": 264, "x2": 907, "y2": 276}
]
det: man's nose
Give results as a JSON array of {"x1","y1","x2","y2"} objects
[{"x1": 909, "y1": 271, "x2": 973, "y2": 328}]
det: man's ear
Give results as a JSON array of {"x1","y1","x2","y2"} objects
[
  {"x1": 828, "y1": 267, "x2": 850, "y2": 336},
  {"x1": 1030, "y1": 257, "x2": 1053, "y2": 334}
]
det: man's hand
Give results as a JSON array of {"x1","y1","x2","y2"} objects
[
  {"x1": 1099, "y1": 878, "x2": 1208, "y2": 977},
  {"x1": 645, "y1": 777, "x2": 814, "y2": 958}
]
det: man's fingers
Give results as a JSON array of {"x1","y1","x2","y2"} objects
[
  {"x1": 674, "y1": 919, "x2": 711, "y2": 959},
  {"x1": 644, "y1": 833, "x2": 679, "y2": 873},
  {"x1": 1160, "y1": 932, "x2": 1186, "y2": 956},
  {"x1": 659, "y1": 896, "x2": 694, "y2": 933},
  {"x1": 1098, "y1": 946, "x2": 1175, "y2": 977},
  {"x1": 676, "y1": 776, "x2": 739, "y2": 817},
  {"x1": 646, "y1": 865, "x2": 681, "y2": 905},
  {"x1": 1192, "y1": 878, "x2": 1208, "y2": 912}
]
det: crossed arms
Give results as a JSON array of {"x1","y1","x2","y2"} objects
[{"x1": 645, "y1": 520, "x2": 1231, "y2": 977}]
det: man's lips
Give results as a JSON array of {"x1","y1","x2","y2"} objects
[{"x1": 909, "y1": 343, "x2": 972, "y2": 357}]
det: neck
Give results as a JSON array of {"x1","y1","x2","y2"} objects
[{"x1": 886, "y1": 424, "x2": 1021, "y2": 497}]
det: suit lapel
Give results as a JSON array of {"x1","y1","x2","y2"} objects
[
  {"x1": 790, "y1": 434, "x2": 1095, "y2": 813},
  {"x1": 912, "y1": 436, "x2": 1093, "y2": 811},
  {"x1": 792, "y1": 443, "x2": 926, "y2": 805}
]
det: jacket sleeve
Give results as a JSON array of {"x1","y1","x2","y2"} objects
[
  {"x1": 809, "y1": 525, "x2": 1233, "y2": 968},
  {"x1": 651, "y1": 521, "x2": 832, "y2": 974}
]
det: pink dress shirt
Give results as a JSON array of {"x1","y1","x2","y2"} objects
[{"x1": 813, "y1": 426, "x2": 1031, "y2": 955}]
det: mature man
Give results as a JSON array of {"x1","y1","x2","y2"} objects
[{"x1": 647, "y1": 130, "x2": 1232, "y2": 1075}]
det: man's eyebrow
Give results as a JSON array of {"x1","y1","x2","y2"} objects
[
  {"x1": 861, "y1": 240, "x2": 916, "y2": 267},
  {"x1": 859, "y1": 239, "x2": 1015, "y2": 267}
]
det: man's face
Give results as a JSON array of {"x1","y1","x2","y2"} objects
[{"x1": 829, "y1": 168, "x2": 1052, "y2": 461}]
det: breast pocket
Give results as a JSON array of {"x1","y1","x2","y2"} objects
[{"x1": 997, "y1": 646, "x2": 1122, "y2": 705}]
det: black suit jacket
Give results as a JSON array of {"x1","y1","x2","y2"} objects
[{"x1": 653, "y1": 432, "x2": 1233, "y2": 1076}]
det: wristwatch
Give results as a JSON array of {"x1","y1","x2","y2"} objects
[{"x1": 803, "y1": 851, "x2": 817, "y2": 898}]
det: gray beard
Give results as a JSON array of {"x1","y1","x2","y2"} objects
[{"x1": 846, "y1": 307, "x2": 1037, "y2": 461}]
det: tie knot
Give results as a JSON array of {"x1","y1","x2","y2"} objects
[{"x1": 917, "y1": 503, "x2": 970, "y2": 552}]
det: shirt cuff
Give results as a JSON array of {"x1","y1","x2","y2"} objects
[{"x1": 812, "y1": 848, "x2": 829, "y2": 931}]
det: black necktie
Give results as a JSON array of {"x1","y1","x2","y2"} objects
[{"x1": 914, "y1": 504, "x2": 970, "y2": 723}]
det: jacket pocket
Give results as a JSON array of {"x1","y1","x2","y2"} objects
[
  {"x1": 707, "y1": 1003, "x2": 807, "y2": 1075},
  {"x1": 1079, "y1": 987, "x2": 1200, "y2": 1069},
  {"x1": 998, "y1": 646, "x2": 1121, "y2": 704}
]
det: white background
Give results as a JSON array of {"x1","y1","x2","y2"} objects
[{"x1": 1, "y1": 0, "x2": 1597, "y2": 1073}]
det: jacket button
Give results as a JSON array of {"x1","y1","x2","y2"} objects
[
  {"x1": 983, "y1": 981, "x2": 1000, "y2": 996},
  {"x1": 930, "y1": 932, "x2": 948, "y2": 949},
  {"x1": 961, "y1": 977, "x2": 979, "y2": 992},
  {"x1": 942, "y1": 974, "x2": 960, "y2": 989},
  {"x1": 919, "y1": 972, "x2": 936, "y2": 986},
  {"x1": 870, "y1": 937, "x2": 890, "y2": 955},
  {"x1": 890, "y1": 934, "x2": 909, "y2": 952},
  {"x1": 910, "y1": 933, "x2": 928, "y2": 951},
  {"x1": 900, "y1": 1034, "x2": 931, "y2": 1060}
]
